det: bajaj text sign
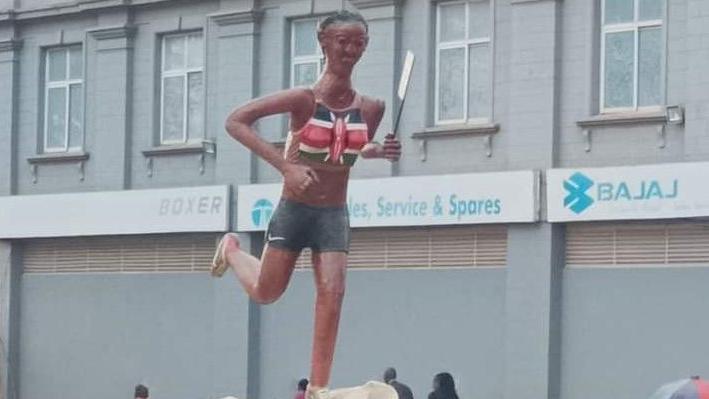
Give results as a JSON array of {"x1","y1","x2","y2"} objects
[
  {"x1": 237, "y1": 171, "x2": 538, "y2": 231},
  {"x1": 547, "y1": 162, "x2": 709, "y2": 222}
]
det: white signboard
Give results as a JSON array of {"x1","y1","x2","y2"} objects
[
  {"x1": 0, "y1": 185, "x2": 229, "y2": 238},
  {"x1": 547, "y1": 162, "x2": 709, "y2": 222},
  {"x1": 237, "y1": 171, "x2": 539, "y2": 231}
]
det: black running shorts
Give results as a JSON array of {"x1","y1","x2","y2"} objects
[{"x1": 265, "y1": 199, "x2": 350, "y2": 253}]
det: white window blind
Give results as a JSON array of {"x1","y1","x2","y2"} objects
[
  {"x1": 566, "y1": 222, "x2": 709, "y2": 266},
  {"x1": 294, "y1": 226, "x2": 506, "y2": 269},
  {"x1": 23, "y1": 233, "x2": 220, "y2": 274}
]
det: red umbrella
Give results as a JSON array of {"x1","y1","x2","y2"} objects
[{"x1": 649, "y1": 376, "x2": 709, "y2": 399}]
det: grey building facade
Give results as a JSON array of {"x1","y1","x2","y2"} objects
[{"x1": 1, "y1": 1, "x2": 708, "y2": 399}]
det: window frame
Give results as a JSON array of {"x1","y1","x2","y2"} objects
[
  {"x1": 290, "y1": 17, "x2": 325, "y2": 88},
  {"x1": 599, "y1": 0, "x2": 665, "y2": 114},
  {"x1": 434, "y1": 0, "x2": 494, "y2": 126},
  {"x1": 159, "y1": 31, "x2": 205, "y2": 145},
  {"x1": 43, "y1": 45, "x2": 84, "y2": 153}
]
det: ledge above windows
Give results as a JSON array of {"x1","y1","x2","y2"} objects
[
  {"x1": 411, "y1": 123, "x2": 500, "y2": 161},
  {"x1": 576, "y1": 109, "x2": 680, "y2": 152},
  {"x1": 142, "y1": 140, "x2": 216, "y2": 177},
  {"x1": 27, "y1": 151, "x2": 90, "y2": 183}
]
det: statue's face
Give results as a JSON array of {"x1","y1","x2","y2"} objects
[{"x1": 319, "y1": 22, "x2": 369, "y2": 75}]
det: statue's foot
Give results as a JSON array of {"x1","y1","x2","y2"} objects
[
  {"x1": 307, "y1": 387, "x2": 330, "y2": 399},
  {"x1": 211, "y1": 232, "x2": 240, "y2": 277},
  {"x1": 329, "y1": 381, "x2": 398, "y2": 399}
]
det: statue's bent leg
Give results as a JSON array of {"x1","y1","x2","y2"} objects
[
  {"x1": 218, "y1": 233, "x2": 299, "y2": 304},
  {"x1": 309, "y1": 251, "x2": 347, "y2": 390}
]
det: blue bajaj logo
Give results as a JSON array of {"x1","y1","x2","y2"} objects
[
  {"x1": 564, "y1": 172, "x2": 594, "y2": 214},
  {"x1": 251, "y1": 199, "x2": 274, "y2": 228}
]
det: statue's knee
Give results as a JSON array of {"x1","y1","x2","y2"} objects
[
  {"x1": 253, "y1": 286, "x2": 283, "y2": 304},
  {"x1": 255, "y1": 295, "x2": 278, "y2": 305},
  {"x1": 317, "y1": 281, "x2": 345, "y2": 298}
]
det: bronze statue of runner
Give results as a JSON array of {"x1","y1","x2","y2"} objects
[{"x1": 211, "y1": 10, "x2": 402, "y2": 399}]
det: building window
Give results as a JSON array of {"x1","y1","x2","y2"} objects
[
  {"x1": 160, "y1": 32, "x2": 204, "y2": 144},
  {"x1": 43, "y1": 45, "x2": 83, "y2": 153},
  {"x1": 435, "y1": 0, "x2": 492, "y2": 125},
  {"x1": 601, "y1": 0, "x2": 664, "y2": 113},
  {"x1": 291, "y1": 18, "x2": 324, "y2": 87}
]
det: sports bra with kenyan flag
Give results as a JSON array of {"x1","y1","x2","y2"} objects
[{"x1": 284, "y1": 93, "x2": 370, "y2": 167}]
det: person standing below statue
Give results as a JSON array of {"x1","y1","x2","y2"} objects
[
  {"x1": 383, "y1": 367, "x2": 414, "y2": 399},
  {"x1": 134, "y1": 384, "x2": 149, "y2": 399},
  {"x1": 295, "y1": 378, "x2": 309, "y2": 399},
  {"x1": 427, "y1": 373, "x2": 459, "y2": 399},
  {"x1": 211, "y1": 10, "x2": 402, "y2": 399}
]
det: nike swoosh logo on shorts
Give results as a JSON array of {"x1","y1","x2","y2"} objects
[{"x1": 267, "y1": 234, "x2": 286, "y2": 242}]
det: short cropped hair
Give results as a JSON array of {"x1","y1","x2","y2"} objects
[{"x1": 318, "y1": 10, "x2": 368, "y2": 34}]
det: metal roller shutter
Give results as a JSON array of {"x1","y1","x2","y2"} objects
[
  {"x1": 23, "y1": 233, "x2": 220, "y2": 274},
  {"x1": 566, "y1": 222, "x2": 709, "y2": 266},
  {"x1": 294, "y1": 225, "x2": 507, "y2": 269}
]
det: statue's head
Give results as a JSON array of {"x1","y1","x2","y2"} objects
[{"x1": 317, "y1": 10, "x2": 369, "y2": 75}]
